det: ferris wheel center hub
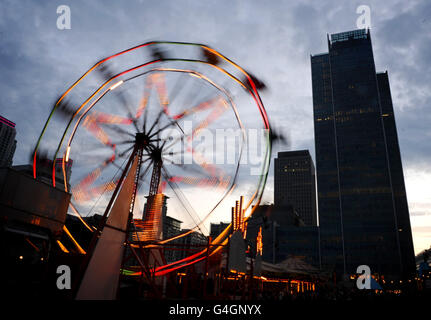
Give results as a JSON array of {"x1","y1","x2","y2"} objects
[{"x1": 135, "y1": 132, "x2": 150, "y2": 148}]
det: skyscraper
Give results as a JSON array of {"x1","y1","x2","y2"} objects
[
  {"x1": 0, "y1": 115, "x2": 17, "y2": 167},
  {"x1": 311, "y1": 29, "x2": 415, "y2": 279},
  {"x1": 274, "y1": 150, "x2": 317, "y2": 226},
  {"x1": 210, "y1": 222, "x2": 230, "y2": 239}
]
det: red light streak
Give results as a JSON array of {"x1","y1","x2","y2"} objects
[
  {"x1": 155, "y1": 255, "x2": 206, "y2": 276},
  {"x1": 155, "y1": 249, "x2": 206, "y2": 273}
]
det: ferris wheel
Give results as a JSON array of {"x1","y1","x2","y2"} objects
[{"x1": 32, "y1": 41, "x2": 272, "y2": 298}]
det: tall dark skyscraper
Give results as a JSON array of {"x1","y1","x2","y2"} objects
[
  {"x1": 274, "y1": 150, "x2": 317, "y2": 226},
  {"x1": 311, "y1": 29, "x2": 415, "y2": 279},
  {"x1": 0, "y1": 115, "x2": 17, "y2": 167}
]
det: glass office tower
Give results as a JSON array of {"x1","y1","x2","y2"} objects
[
  {"x1": 274, "y1": 150, "x2": 317, "y2": 226},
  {"x1": 311, "y1": 29, "x2": 415, "y2": 280}
]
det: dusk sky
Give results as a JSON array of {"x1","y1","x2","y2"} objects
[{"x1": 0, "y1": 0, "x2": 430, "y2": 254}]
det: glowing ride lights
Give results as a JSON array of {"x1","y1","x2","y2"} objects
[{"x1": 256, "y1": 227, "x2": 263, "y2": 256}]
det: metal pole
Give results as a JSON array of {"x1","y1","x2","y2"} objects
[
  {"x1": 203, "y1": 236, "x2": 211, "y2": 298},
  {"x1": 72, "y1": 147, "x2": 137, "y2": 297},
  {"x1": 117, "y1": 148, "x2": 144, "y2": 299}
]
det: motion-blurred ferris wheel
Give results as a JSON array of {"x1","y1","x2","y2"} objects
[{"x1": 32, "y1": 41, "x2": 271, "y2": 293}]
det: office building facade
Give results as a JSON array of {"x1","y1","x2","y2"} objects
[
  {"x1": 311, "y1": 29, "x2": 415, "y2": 279},
  {"x1": 0, "y1": 115, "x2": 17, "y2": 167},
  {"x1": 210, "y1": 222, "x2": 230, "y2": 240},
  {"x1": 13, "y1": 158, "x2": 73, "y2": 191},
  {"x1": 246, "y1": 205, "x2": 320, "y2": 267},
  {"x1": 274, "y1": 150, "x2": 317, "y2": 226}
]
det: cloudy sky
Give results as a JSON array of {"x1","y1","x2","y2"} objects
[{"x1": 1, "y1": 0, "x2": 430, "y2": 254}]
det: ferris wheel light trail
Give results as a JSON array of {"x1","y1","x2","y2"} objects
[
  {"x1": 65, "y1": 146, "x2": 71, "y2": 162},
  {"x1": 109, "y1": 80, "x2": 124, "y2": 91}
]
